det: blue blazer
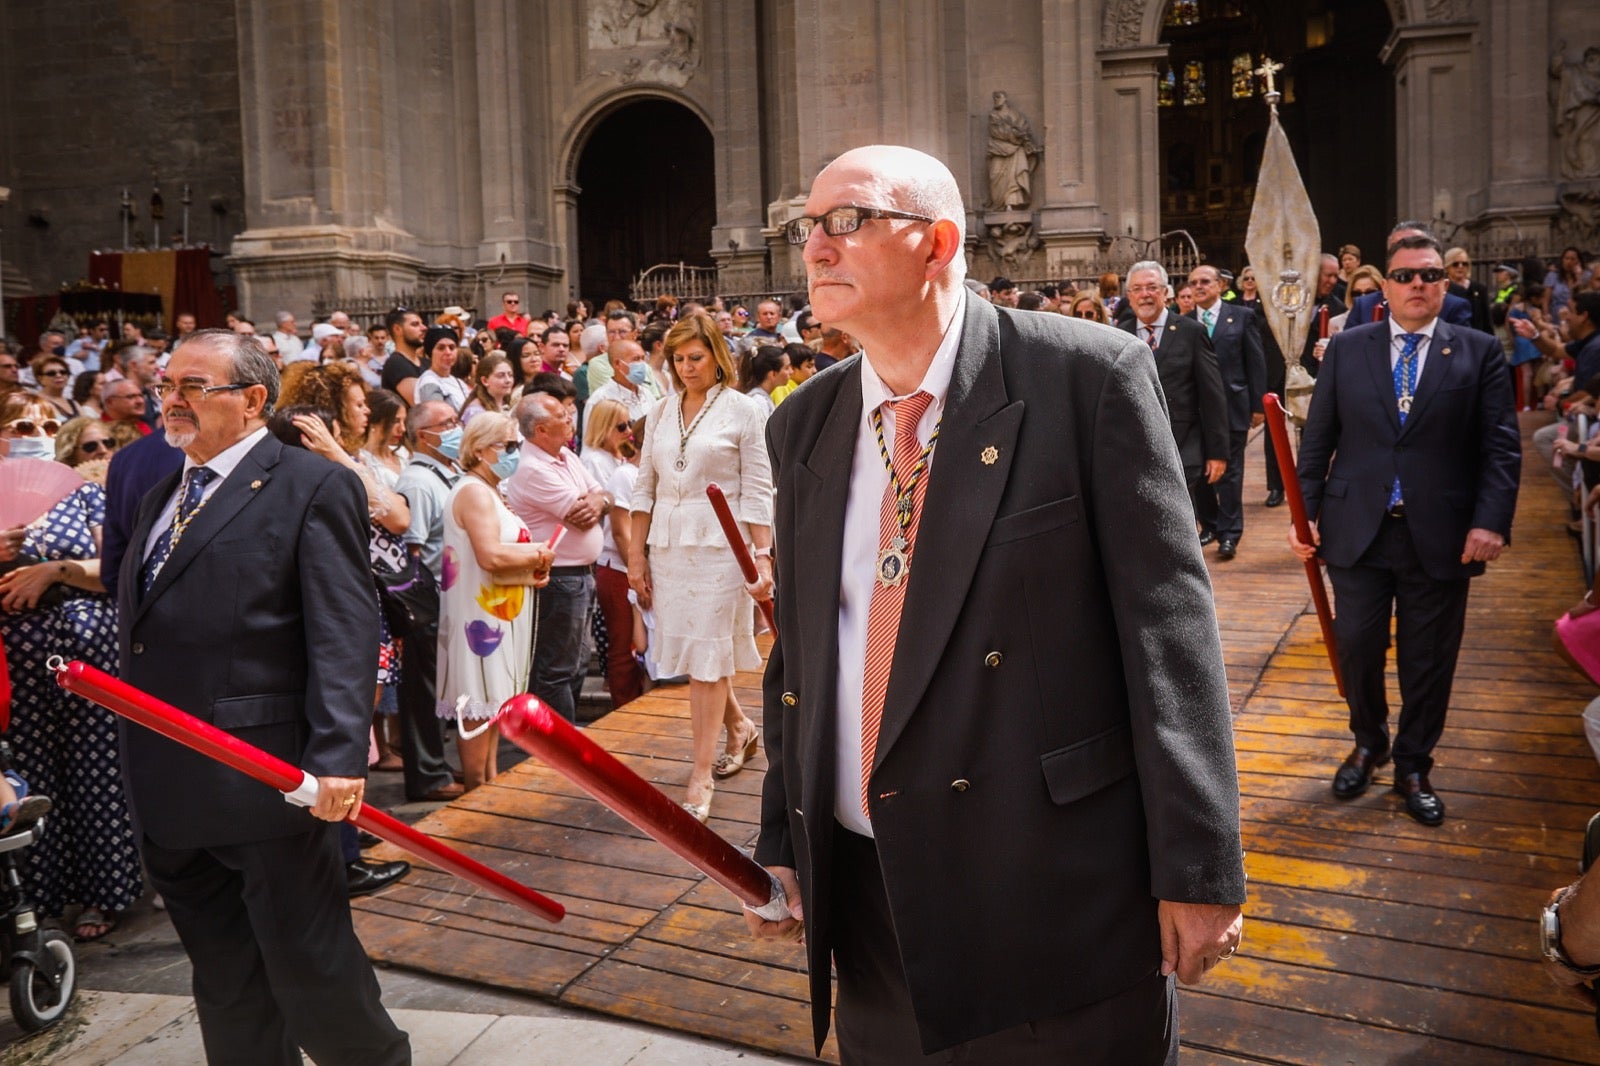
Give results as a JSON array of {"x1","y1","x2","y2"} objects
[
  {"x1": 1346, "y1": 290, "x2": 1475, "y2": 331},
  {"x1": 1188, "y1": 303, "x2": 1266, "y2": 432},
  {"x1": 1296, "y1": 320, "x2": 1521, "y2": 580},
  {"x1": 100, "y1": 431, "x2": 185, "y2": 601}
]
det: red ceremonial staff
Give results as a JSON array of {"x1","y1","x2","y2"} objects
[
  {"x1": 497, "y1": 694, "x2": 793, "y2": 921},
  {"x1": 51, "y1": 659, "x2": 566, "y2": 923},
  {"x1": 706, "y1": 482, "x2": 778, "y2": 638},
  {"x1": 1262, "y1": 394, "x2": 1344, "y2": 695}
]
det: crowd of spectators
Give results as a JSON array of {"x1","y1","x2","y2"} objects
[{"x1": 1, "y1": 233, "x2": 1598, "y2": 938}]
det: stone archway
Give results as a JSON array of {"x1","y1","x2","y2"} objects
[{"x1": 562, "y1": 94, "x2": 716, "y2": 308}]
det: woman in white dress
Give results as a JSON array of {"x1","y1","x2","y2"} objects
[
  {"x1": 629, "y1": 313, "x2": 773, "y2": 822},
  {"x1": 437, "y1": 412, "x2": 553, "y2": 791},
  {"x1": 416, "y1": 327, "x2": 470, "y2": 411}
]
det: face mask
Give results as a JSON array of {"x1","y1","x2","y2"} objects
[
  {"x1": 491, "y1": 450, "x2": 520, "y2": 480},
  {"x1": 627, "y1": 362, "x2": 650, "y2": 386},
  {"x1": 7, "y1": 436, "x2": 55, "y2": 461},
  {"x1": 433, "y1": 426, "x2": 463, "y2": 461},
  {"x1": 52, "y1": 346, "x2": 66, "y2": 357}
]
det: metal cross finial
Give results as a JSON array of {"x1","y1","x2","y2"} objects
[{"x1": 1254, "y1": 56, "x2": 1284, "y2": 96}]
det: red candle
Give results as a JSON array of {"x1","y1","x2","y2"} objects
[
  {"x1": 1260, "y1": 394, "x2": 1343, "y2": 697},
  {"x1": 53, "y1": 660, "x2": 565, "y2": 923},
  {"x1": 706, "y1": 482, "x2": 778, "y2": 637},
  {"x1": 1317, "y1": 303, "x2": 1330, "y2": 340},
  {"x1": 497, "y1": 694, "x2": 790, "y2": 918}
]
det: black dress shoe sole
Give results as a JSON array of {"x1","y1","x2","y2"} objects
[{"x1": 1332, "y1": 753, "x2": 1390, "y2": 799}]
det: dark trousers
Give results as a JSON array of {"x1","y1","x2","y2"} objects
[
  {"x1": 594, "y1": 563, "x2": 645, "y2": 708},
  {"x1": 1325, "y1": 516, "x2": 1471, "y2": 777},
  {"x1": 397, "y1": 621, "x2": 454, "y2": 800},
  {"x1": 1262, "y1": 355, "x2": 1287, "y2": 493},
  {"x1": 530, "y1": 570, "x2": 596, "y2": 722},
  {"x1": 142, "y1": 827, "x2": 410, "y2": 1066},
  {"x1": 1194, "y1": 428, "x2": 1248, "y2": 540},
  {"x1": 830, "y1": 826, "x2": 1176, "y2": 1065}
]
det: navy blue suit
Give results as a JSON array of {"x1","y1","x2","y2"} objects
[
  {"x1": 1346, "y1": 291, "x2": 1476, "y2": 333},
  {"x1": 1188, "y1": 303, "x2": 1265, "y2": 542},
  {"x1": 1296, "y1": 318, "x2": 1520, "y2": 777},
  {"x1": 100, "y1": 431, "x2": 184, "y2": 602}
]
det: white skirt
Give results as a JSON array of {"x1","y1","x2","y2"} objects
[{"x1": 648, "y1": 544, "x2": 761, "y2": 682}]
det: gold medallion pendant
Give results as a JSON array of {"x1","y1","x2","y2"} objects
[{"x1": 877, "y1": 543, "x2": 909, "y2": 588}]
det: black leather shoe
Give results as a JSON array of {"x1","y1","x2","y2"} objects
[
  {"x1": 1264, "y1": 490, "x2": 1285, "y2": 508},
  {"x1": 1216, "y1": 539, "x2": 1237, "y2": 561},
  {"x1": 1331, "y1": 746, "x2": 1389, "y2": 798},
  {"x1": 347, "y1": 859, "x2": 410, "y2": 898},
  {"x1": 1393, "y1": 772, "x2": 1445, "y2": 826},
  {"x1": 358, "y1": 831, "x2": 381, "y2": 849},
  {"x1": 1198, "y1": 530, "x2": 1217, "y2": 547}
]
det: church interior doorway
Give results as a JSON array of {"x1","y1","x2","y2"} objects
[
  {"x1": 574, "y1": 98, "x2": 715, "y2": 307},
  {"x1": 1157, "y1": 0, "x2": 1395, "y2": 274}
]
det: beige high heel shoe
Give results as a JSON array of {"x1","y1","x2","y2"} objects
[
  {"x1": 713, "y1": 722, "x2": 761, "y2": 779},
  {"x1": 682, "y1": 777, "x2": 715, "y2": 823}
]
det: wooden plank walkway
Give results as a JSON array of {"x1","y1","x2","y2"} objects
[{"x1": 353, "y1": 414, "x2": 1600, "y2": 1063}]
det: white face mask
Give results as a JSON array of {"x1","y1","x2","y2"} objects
[{"x1": 7, "y1": 436, "x2": 55, "y2": 461}]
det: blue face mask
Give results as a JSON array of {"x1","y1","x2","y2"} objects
[
  {"x1": 434, "y1": 426, "x2": 463, "y2": 461},
  {"x1": 7, "y1": 436, "x2": 55, "y2": 461},
  {"x1": 627, "y1": 362, "x2": 650, "y2": 386},
  {"x1": 491, "y1": 449, "x2": 520, "y2": 480}
]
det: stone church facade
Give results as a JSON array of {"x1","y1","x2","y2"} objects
[{"x1": 1, "y1": 0, "x2": 1596, "y2": 322}]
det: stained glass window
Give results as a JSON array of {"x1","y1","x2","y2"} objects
[
  {"x1": 1158, "y1": 67, "x2": 1177, "y2": 108},
  {"x1": 1231, "y1": 53, "x2": 1254, "y2": 99},
  {"x1": 1165, "y1": 1, "x2": 1200, "y2": 27},
  {"x1": 1182, "y1": 60, "x2": 1206, "y2": 106}
]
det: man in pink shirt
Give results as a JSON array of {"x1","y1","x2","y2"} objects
[{"x1": 506, "y1": 393, "x2": 611, "y2": 721}]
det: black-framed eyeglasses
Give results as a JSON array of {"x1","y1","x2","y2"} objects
[
  {"x1": 1386, "y1": 268, "x2": 1447, "y2": 284},
  {"x1": 783, "y1": 205, "x2": 935, "y2": 246},
  {"x1": 79, "y1": 439, "x2": 117, "y2": 455},
  {"x1": 420, "y1": 418, "x2": 461, "y2": 435},
  {"x1": 152, "y1": 380, "x2": 254, "y2": 403},
  {"x1": 38, "y1": 368, "x2": 69, "y2": 377}
]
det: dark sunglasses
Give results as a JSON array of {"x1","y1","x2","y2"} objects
[
  {"x1": 37, "y1": 369, "x2": 70, "y2": 378},
  {"x1": 501, "y1": 440, "x2": 520, "y2": 455},
  {"x1": 1386, "y1": 268, "x2": 1447, "y2": 284},
  {"x1": 79, "y1": 438, "x2": 117, "y2": 455},
  {"x1": 9, "y1": 419, "x2": 61, "y2": 436}
]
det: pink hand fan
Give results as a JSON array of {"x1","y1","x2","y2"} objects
[{"x1": 0, "y1": 458, "x2": 85, "y2": 529}]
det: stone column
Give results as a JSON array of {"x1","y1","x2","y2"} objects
[
  {"x1": 1094, "y1": 46, "x2": 1167, "y2": 250},
  {"x1": 229, "y1": 0, "x2": 425, "y2": 317},
  {"x1": 1039, "y1": 0, "x2": 1111, "y2": 276},
  {"x1": 707, "y1": 0, "x2": 769, "y2": 288},
  {"x1": 1481, "y1": 0, "x2": 1556, "y2": 222},
  {"x1": 1381, "y1": 23, "x2": 1482, "y2": 230}
]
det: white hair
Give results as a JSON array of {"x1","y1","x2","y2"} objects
[
  {"x1": 1127, "y1": 260, "x2": 1169, "y2": 288},
  {"x1": 274, "y1": 310, "x2": 295, "y2": 327},
  {"x1": 580, "y1": 322, "x2": 607, "y2": 359}
]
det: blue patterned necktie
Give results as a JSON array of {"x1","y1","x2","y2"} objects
[
  {"x1": 1387, "y1": 334, "x2": 1424, "y2": 509},
  {"x1": 142, "y1": 466, "x2": 216, "y2": 594}
]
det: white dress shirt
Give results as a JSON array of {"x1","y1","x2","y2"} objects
[
  {"x1": 834, "y1": 296, "x2": 966, "y2": 837},
  {"x1": 1136, "y1": 308, "x2": 1170, "y2": 349},
  {"x1": 143, "y1": 426, "x2": 269, "y2": 562}
]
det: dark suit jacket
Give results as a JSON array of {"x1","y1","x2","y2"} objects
[
  {"x1": 1300, "y1": 295, "x2": 1347, "y2": 377},
  {"x1": 1347, "y1": 290, "x2": 1475, "y2": 332},
  {"x1": 1117, "y1": 313, "x2": 1229, "y2": 477},
  {"x1": 1241, "y1": 295, "x2": 1288, "y2": 390},
  {"x1": 1188, "y1": 302, "x2": 1266, "y2": 432},
  {"x1": 1448, "y1": 280, "x2": 1493, "y2": 335},
  {"x1": 757, "y1": 292, "x2": 1247, "y2": 1053},
  {"x1": 100, "y1": 431, "x2": 184, "y2": 601},
  {"x1": 1296, "y1": 320, "x2": 1521, "y2": 581},
  {"x1": 118, "y1": 432, "x2": 379, "y2": 849}
]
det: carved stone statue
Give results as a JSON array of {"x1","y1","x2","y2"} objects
[
  {"x1": 986, "y1": 91, "x2": 1041, "y2": 211},
  {"x1": 985, "y1": 220, "x2": 1042, "y2": 273},
  {"x1": 1551, "y1": 42, "x2": 1600, "y2": 180}
]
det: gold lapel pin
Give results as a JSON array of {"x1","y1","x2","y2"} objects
[
  {"x1": 1440, "y1": 347, "x2": 1451, "y2": 356},
  {"x1": 981, "y1": 446, "x2": 999, "y2": 465},
  {"x1": 250, "y1": 479, "x2": 263, "y2": 490}
]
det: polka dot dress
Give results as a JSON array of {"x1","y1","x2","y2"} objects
[{"x1": 0, "y1": 483, "x2": 143, "y2": 918}]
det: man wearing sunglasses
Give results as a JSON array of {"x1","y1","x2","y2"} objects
[
  {"x1": 1291, "y1": 234, "x2": 1520, "y2": 829},
  {"x1": 747, "y1": 145, "x2": 1244, "y2": 1062},
  {"x1": 1344, "y1": 222, "x2": 1477, "y2": 331}
]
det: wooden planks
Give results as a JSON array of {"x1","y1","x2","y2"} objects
[{"x1": 354, "y1": 415, "x2": 1600, "y2": 1064}]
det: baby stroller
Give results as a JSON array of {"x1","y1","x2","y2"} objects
[{"x1": 0, "y1": 656, "x2": 76, "y2": 1032}]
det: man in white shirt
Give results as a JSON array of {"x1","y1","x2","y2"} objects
[
  {"x1": 584, "y1": 339, "x2": 653, "y2": 424},
  {"x1": 272, "y1": 310, "x2": 305, "y2": 363}
]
